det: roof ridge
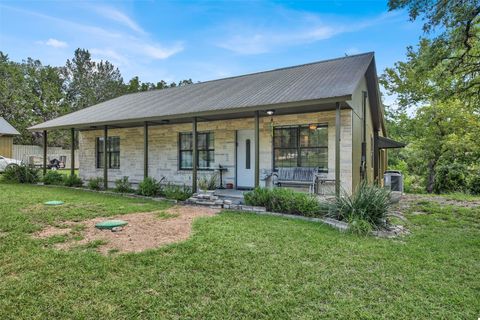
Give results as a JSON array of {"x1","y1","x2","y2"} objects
[{"x1": 123, "y1": 51, "x2": 375, "y2": 97}]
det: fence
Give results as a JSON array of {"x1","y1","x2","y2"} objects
[{"x1": 12, "y1": 145, "x2": 79, "y2": 169}]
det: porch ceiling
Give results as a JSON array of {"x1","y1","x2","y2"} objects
[{"x1": 42, "y1": 100, "x2": 351, "y2": 131}]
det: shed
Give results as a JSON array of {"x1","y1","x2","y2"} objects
[{"x1": 0, "y1": 117, "x2": 20, "y2": 158}]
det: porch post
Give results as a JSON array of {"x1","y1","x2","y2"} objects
[
  {"x1": 42, "y1": 130, "x2": 47, "y2": 177},
  {"x1": 373, "y1": 130, "x2": 379, "y2": 183},
  {"x1": 192, "y1": 117, "x2": 197, "y2": 193},
  {"x1": 335, "y1": 102, "x2": 341, "y2": 197},
  {"x1": 144, "y1": 121, "x2": 148, "y2": 179},
  {"x1": 103, "y1": 125, "x2": 108, "y2": 190},
  {"x1": 254, "y1": 110, "x2": 260, "y2": 188},
  {"x1": 70, "y1": 128, "x2": 75, "y2": 176}
]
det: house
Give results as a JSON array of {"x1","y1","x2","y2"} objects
[
  {"x1": 0, "y1": 117, "x2": 20, "y2": 158},
  {"x1": 29, "y1": 52, "x2": 404, "y2": 195}
]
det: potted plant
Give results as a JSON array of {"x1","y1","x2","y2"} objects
[{"x1": 198, "y1": 173, "x2": 218, "y2": 196}]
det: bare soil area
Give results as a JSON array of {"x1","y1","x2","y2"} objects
[
  {"x1": 33, "y1": 206, "x2": 220, "y2": 254},
  {"x1": 397, "y1": 194, "x2": 480, "y2": 212}
]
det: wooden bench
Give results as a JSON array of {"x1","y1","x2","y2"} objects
[{"x1": 272, "y1": 167, "x2": 321, "y2": 193}]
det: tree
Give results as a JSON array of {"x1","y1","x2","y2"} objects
[
  {"x1": 0, "y1": 53, "x2": 67, "y2": 145},
  {"x1": 63, "y1": 49, "x2": 124, "y2": 111},
  {"x1": 388, "y1": 101, "x2": 480, "y2": 193},
  {"x1": 383, "y1": 0, "x2": 480, "y2": 109},
  {"x1": 63, "y1": 49, "x2": 96, "y2": 111},
  {"x1": 0, "y1": 48, "x2": 196, "y2": 146}
]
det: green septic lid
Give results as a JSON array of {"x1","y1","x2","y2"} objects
[
  {"x1": 95, "y1": 220, "x2": 128, "y2": 230},
  {"x1": 44, "y1": 200, "x2": 64, "y2": 206}
]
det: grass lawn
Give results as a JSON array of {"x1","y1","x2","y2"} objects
[{"x1": 0, "y1": 183, "x2": 479, "y2": 319}]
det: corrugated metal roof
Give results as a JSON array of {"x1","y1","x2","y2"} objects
[
  {"x1": 30, "y1": 52, "x2": 374, "y2": 130},
  {"x1": 0, "y1": 117, "x2": 20, "y2": 135}
]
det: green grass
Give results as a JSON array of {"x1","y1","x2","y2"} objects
[{"x1": 0, "y1": 183, "x2": 479, "y2": 319}]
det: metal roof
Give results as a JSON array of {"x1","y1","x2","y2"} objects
[
  {"x1": 378, "y1": 136, "x2": 406, "y2": 149},
  {"x1": 30, "y1": 52, "x2": 375, "y2": 131},
  {"x1": 0, "y1": 117, "x2": 20, "y2": 135}
]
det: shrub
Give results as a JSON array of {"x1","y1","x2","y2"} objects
[
  {"x1": 347, "y1": 217, "x2": 373, "y2": 235},
  {"x1": 42, "y1": 171, "x2": 64, "y2": 185},
  {"x1": 198, "y1": 173, "x2": 218, "y2": 191},
  {"x1": 3, "y1": 164, "x2": 39, "y2": 184},
  {"x1": 138, "y1": 177, "x2": 162, "y2": 196},
  {"x1": 434, "y1": 163, "x2": 468, "y2": 194},
  {"x1": 162, "y1": 183, "x2": 193, "y2": 201},
  {"x1": 329, "y1": 182, "x2": 391, "y2": 228},
  {"x1": 63, "y1": 174, "x2": 83, "y2": 187},
  {"x1": 87, "y1": 177, "x2": 104, "y2": 190},
  {"x1": 114, "y1": 176, "x2": 133, "y2": 193},
  {"x1": 244, "y1": 187, "x2": 326, "y2": 217},
  {"x1": 468, "y1": 171, "x2": 480, "y2": 195}
]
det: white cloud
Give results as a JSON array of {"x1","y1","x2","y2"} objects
[
  {"x1": 93, "y1": 6, "x2": 145, "y2": 34},
  {"x1": 90, "y1": 48, "x2": 128, "y2": 65},
  {"x1": 37, "y1": 38, "x2": 68, "y2": 48},
  {"x1": 216, "y1": 10, "x2": 400, "y2": 55},
  {"x1": 217, "y1": 25, "x2": 341, "y2": 55},
  {"x1": 4, "y1": 4, "x2": 183, "y2": 63},
  {"x1": 142, "y1": 43, "x2": 184, "y2": 60}
]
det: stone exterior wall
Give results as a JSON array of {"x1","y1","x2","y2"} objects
[{"x1": 78, "y1": 109, "x2": 354, "y2": 193}]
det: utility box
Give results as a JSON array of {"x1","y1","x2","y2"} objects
[{"x1": 384, "y1": 170, "x2": 403, "y2": 193}]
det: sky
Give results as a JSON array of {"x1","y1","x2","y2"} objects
[{"x1": 0, "y1": 0, "x2": 423, "y2": 106}]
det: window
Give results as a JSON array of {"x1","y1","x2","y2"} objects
[
  {"x1": 179, "y1": 132, "x2": 214, "y2": 170},
  {"x1": 96, "y1": 137, "x2": 120, "y2": 169},
  {"x1": 273, "y1": 125, "x2": 328, "y2": 171},
  {"x1": 245, "y1": 139, "x2": 251, "y2": 169}
]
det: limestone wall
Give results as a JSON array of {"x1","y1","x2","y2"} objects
[{"x1": 78, "y1": 109, "x2": 354, "y2": 192}]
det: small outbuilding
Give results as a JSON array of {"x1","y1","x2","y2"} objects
[{"x1": 0, "y1": 117, "x2": 20, "y2": 158}]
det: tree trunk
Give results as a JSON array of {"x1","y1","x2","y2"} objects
[{"x1": 426, "y1": 159, "x2": 436, "y2": 193}]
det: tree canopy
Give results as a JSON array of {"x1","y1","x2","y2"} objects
[
  {"x1": 383, "y1": 0, "x2": 480, "y2": 109},
  {"x1": 383, "y1": 0, "x2": 480, "y2": 193},
  {"x1": 0, "y1": 49, "x2": 194, "y2": 146}
]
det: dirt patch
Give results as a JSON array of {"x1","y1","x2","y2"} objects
[
  {"x1": 34, "y1": 225, "x2": 73, "y2": 238},
  {"x1": 400, "y1": 194, "x2": 480, "y2": 208},
  {"x1": 34, "y1": 206, "x2": 220, "y2": 254}
]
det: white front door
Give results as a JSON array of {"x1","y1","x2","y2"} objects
[{"x1": 236, "y1": 129, "x2": 255, "y2": 189}]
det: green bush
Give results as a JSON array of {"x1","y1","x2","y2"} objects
[
  {"x1": 3, "y1": 164, "x2": 39, "y2": 184},
  {"x1": 330, "y1": 182, "x2": 391, "y2": 228},
  {"x1": 198, "y1": 173, "x2": 218, "y2": 191},
  {"x1": 63, "y1": 174, "x2": 83, "y2": 187},
  {"x1": 138, "y1": 177, "x2": 162, "y2": 196},
  {"x1": 347, "y1": 217, "x2": 373, "y2": 235},
  {"x1": 468, "y1": 171, "x2": 480, "y2": 195},
  {"x1": 434, "y1": 163, "x2": 468, "y2": 194},
  {"x1": 87, "y1": 177, "x2": 104, "y2": 190},
  {"x1": 244, "y1": 187, "x2": 326, "y2": 217},
  {"x1": 42, "y1": 171, "x2": 64, "y2": 185},
  {"x1": 114, "y1": 176, "x2": 133, "y2": 193},
  {"x1": 162, "y1": 183, "x2": 193, "y2": 201}
]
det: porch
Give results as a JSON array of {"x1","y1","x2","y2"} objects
[{"x1": 73, "y1": 104, "x2": 351, "y2": 196}]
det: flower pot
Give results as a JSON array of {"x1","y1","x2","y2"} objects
[{"x1": 226, "y1": 183, "x2": 234, "y2": 189}]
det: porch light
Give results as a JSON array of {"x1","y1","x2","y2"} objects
[
  {"x1": 309, "y1": 123, "x2": 318, "y2": 130},
  {"x1": 266, "y1": 110, "x2": 275, "y2": 116}
]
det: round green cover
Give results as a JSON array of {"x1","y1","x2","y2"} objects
[
  {"x1": 44, "y1": 200, "x2": 64, "y2": 206},
  {"x1": 95, "y1": 220, "x2": 128, "y2": 230}
]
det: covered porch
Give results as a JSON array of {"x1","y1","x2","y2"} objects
[{"x1": 39, "y1": 99, "x2": 349, "y2": 197}]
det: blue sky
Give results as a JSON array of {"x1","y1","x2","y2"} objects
[{"x1": 0, "y1": 1, "x2": 423, "y2": 105}]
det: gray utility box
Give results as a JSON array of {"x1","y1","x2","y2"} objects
[{"x1": 384, "y1": 170, "x2": 403, "y2": 193}]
